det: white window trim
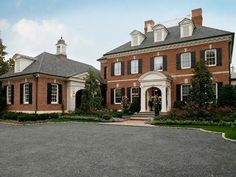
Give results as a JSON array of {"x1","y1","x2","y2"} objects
[
  {"x1": 114, "y1": 62, "x2": 121, "y2": 76},
  {"x1": 6, "y1": 85, "x2": 12, "y2": 105},
  {"x1": 130, "y1": 87, "x2": 139, "y2": 103},
  {"x1": 154, "y1": 30, "x2": 164, "y2": 42},
  {"x1": 114, "y1": 88, "x2": 122, "y2": 104},
  {"x1": 180, "y1": 24, "x2": 192, "y2": 38},
  {"x1": 213, "y1": 83, "x2": 218, "y2": 100},
  {"x1": 131, "y1": 60, "x2": 139, "y2": 74},
  {"x1": 23, "y1": 83, "x2": 29, "y2": 104},
  {"x1": 51, "y1": 84, "x2": 59, "y2": 104},
  {"x1": 180, "y1": 84, "x2": 191, "y2": 101},
  {"x1": 181, "y1": 52, "x2": 191, "y2": 69},
  {"x1": 205, "y1": 49, "x2": 217, "y2": 67},
  {"x1": 154, "y1": 56, "x2": 163, "y2": 71}
]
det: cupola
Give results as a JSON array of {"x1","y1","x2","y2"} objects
[{"x1": 56, "y1": 36, "x2": 67, "y2": 58}]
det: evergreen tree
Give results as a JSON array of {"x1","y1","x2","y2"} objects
[
  {"x1": 218, "y1": 85, "x2": 236, "y2": 107},
  {"x1": 0, "y1": 38, "x2": 9, "y2": 75},
  {"x1": 79, "y1": 69, "x2": 102, "y2": 113},
  {"x1": 189, "y1": 59, "x2": 215, "y2": 106}
]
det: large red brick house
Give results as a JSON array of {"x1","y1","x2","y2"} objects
[
  {"x1": 98, "y1": 8, "x2": 234, "y2": 113},
  {"x1": 0, "y1": 37, "x2": 99, "y2": 113}
]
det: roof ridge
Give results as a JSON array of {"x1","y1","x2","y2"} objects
[{"x1": 37, "y1": 52, "x2": 46, "y2": 72}]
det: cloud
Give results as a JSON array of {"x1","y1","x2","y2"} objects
[
  {"x1": 0, "y1": 19, "x2": 10, "y2": 31},
  {"x1": 2, "y1": 18, "x2": 100, "y2": 68}
]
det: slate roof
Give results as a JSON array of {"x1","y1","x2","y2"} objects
[
  {"x1": 103, "y1": 25, "x2": 233, "y2": 56},
  {"x1": 0, "y1": 52, "x2": 100, "y2": 79}
]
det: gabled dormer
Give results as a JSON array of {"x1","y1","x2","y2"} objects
[
  {"x1": 179, "y1": 18, "x2": 195, "y2": 38},
  {"x1": 13, "y1": 54, "x2": 36, "y2": 73},
  {"x1": 153, "y1": 24, "x2": 168, "y2": 42},
  {"x1": 130, "y1": 30, "x2": 146, "y2": 47}
]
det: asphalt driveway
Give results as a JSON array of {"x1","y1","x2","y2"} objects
[{"x1": 0, "y1": 122, "x2": 235, "y2": 177}]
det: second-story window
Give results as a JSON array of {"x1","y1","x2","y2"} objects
[
  {"x1": 154, "y1": 56, "x2": 163, "y2": 71},
  {"x1": 205, "y1": 49, "x2": 216, "y2": 66},
  {"x1": 131, "y1": 60, "x2": 139, "y2": 74},
  {"x1": 114, "y1": 62, "x2": 121, "y2": 76},
  {"x1": 181, "y1": 53, "x2": 191, "y2": 69}
]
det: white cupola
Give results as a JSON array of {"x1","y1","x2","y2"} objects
[{"x1": 56, "y1": 36, "x2": 67, "y2": 57}]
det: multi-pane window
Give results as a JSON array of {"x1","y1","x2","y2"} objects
[
  {"x1": 205, "y1": 49, "x2": 216, "y2": 66},
  {"x1": 6, "y1": 86, "x2": 12, "y2": 104},
  {"x1": 181, "y1": 84, "x2": 191, "y2": 101},
  {"x1": 182, "y1": 24, "x2": 190, "y2": 37},
  {"x1": 212, "y1": 83, "x2": 218, "y2": 99},
  {"x1": 154, "y1": 56, "x2": 163, "y2": 71},
  {"x1": 51, "y1": 84, "x2": 58, "y2": 104},
  {"x1": 131, "y1": 87, "x2": 139, "y2": 103},
  {"x1": 131, "y1": 60, "x2": 139, "y2": 74},
  {"x1": 24, "y1": 83, "x2": 29, "y2": 104},
  {"x1": 114, "y1": 62, "x2": 121, "y2": 76},
  {"x1": 155, "y1": 30, "x2": 163, "y2": 42},
  {"x1": 114, "y1": 88, "x2": 122, "y2": 104},
  {"x1": 181, "y1": 53, "x2": 191, "y2": 69}
]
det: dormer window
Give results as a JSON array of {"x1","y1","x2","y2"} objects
[
  {"x1": 179, "y1": 18, "x2": 195, "y2": 38},
  {"x1": 153, "y1": 24, "x2": 168, "y2": 42},
  {"x1": 130, "y1": 30, "x2": 145, "y2": 47},
  {"x1": 13, "y1": 54, "x2": 35, "y2": 73}
]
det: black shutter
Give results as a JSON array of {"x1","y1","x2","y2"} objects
[
  {"x1": 216, "y1": 48, "x2": 222, "y2": 66},
  {"x1": 29, "y1": 83, "x2": 32, "y2": 104},
  {"x1": 200, "y1": 50, "x2": 205, "y2": 61},
  {"x1": 11, "y1": 85, "x2": 14, "y2": 104},
  {"x1": 176, "y1": 84, "x2": 181, "y2": 101},
  {"x1": 138, "y1": 59, "x2": 142, "y2": 73},
  {"x1": 3, "y1": 86, "x2": 7, "y2": 105},
  {"x1": 127, "y1": 87, "x2": 131, "y2": 102},
  {"x1": 127, "y1": 60, "x2": 131, "y2": 75},
  {"x1": 176, "y1": 54, "x2": 181, "y2": 70},
  {"x1": 20, "y1": 83, "x2": 24, "y2": 104},
  {"x1": 58, "y1": 84, "x2": 62, "y2": 104},
  {"x1": 217, "y1": 82, "x2": 223, "y2": 97},
  {"x1": 191, "y1": 52, "x2": 196, "y2": 68},
  {"x1": 111, "y1": 88, "x2": 114, "y2": 104},
  {"x1": 150, "y1": 57, "x2": 154, "y2": 71},
  {"x1": 121, "y1": 62, "x2": 125, "y2": 75},
  {"x1": 111, "y1": 63, "x2": 114, "y2": 76},
  {"x1": 104, "y1": 66, "x2": 107, "y2": 79},
  {"x1": 47, "y1": 83, "x2": 52, "y2": 104},
  {"x1": 163, "y1": 56, "x2": 167, "y2": 71},
  {"x1": 121, "y1": 88, "x2": 125, "y2": 97}
]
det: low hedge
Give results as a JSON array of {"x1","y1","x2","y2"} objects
[
  {"x1": 152, "y1": 119, "x2": 236, "y2": 127},
  {"x1": 59, "y1": 115, "x2": 103, "y2": 122},
  {"x1": 0, "y1": 112, "x2": 60, "y2": 122}
]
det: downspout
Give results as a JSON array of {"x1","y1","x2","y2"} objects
[{"x1": 33, "y1": 73, "x2": 39, "y2": 114}]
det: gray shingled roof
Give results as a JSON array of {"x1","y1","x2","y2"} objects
[
  {"x1": 104, "y1": 25, "x2": 233, "y2": 56},
  {"x1": 0, "y1": 52, "x2": 100, "y2": 79}
]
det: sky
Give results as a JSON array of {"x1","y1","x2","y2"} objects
[{"x1": 0, "y1": 0, "x2": 236, "y2": 69}]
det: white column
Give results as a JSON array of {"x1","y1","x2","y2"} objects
[
  {"x1": 167, "y1": 87, "x2": 171, "y2": 111},
  {"x1": 140, "y1": 87, "x2": 146, "y2": 112},
  {"x1": 161, "y1": 86, "x2": 167, "y2": 112}
]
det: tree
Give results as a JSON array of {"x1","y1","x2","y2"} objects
[
  {"x1": 79, "y1": 69, "x2": 102, "y2": 113},
  {"x1": 0, "y1": 38, "x2": 9, "y2": 75},
  {"x1": 189, "y1": 60, "x2": 215, "y2": 107}
]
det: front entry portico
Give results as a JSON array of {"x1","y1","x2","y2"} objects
[{"x1": 138, "y1": 71, "x2": 172, "y2": 113}]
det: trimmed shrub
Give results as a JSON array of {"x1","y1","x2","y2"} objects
[
  {"x1": 218, "y1": 85, "x2": 236, "y2": 107},
  {"x1": 98, "y1": 113, "x2": 112, "y2": 120},
  {"x1": 18, "y1": 114, "x2": 36, "y2": 122},
  {"x1": 173, "y1": 101, "x2": 186, "y2": 109},
  {"x1": 112, "y1": 110, "x2": 123, "y2": 118},
  {"x1": 129, "y1": 100, "x2": 140, "y2": 114},
  {"x1": 1, "y1": 112, "x2": 19, "y2": 120}
]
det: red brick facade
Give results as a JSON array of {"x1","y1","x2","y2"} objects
[
  {"x1": 101, "y1": 41, "x2": 231, "y2": 110},
  {"x1": 1, "y1": 76, "x2": 67, "y2": 113}
]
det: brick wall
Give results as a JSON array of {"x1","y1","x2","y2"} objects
[
  {"x1": 102, "y1": 41, "x2": 230, "y2": 110},
  {"x1": 1, "y1": 76, "x2": 67, "y2": 112}
]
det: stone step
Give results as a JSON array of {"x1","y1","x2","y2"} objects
[{"x1": 129, "y1": 117, "x2": 152, "y2": 121}]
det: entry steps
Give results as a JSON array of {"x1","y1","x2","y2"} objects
[{"x1": 129, "y1": 112, "x2": 155, "y2": 121}]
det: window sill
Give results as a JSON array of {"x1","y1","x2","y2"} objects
[
  {"x1": 23, "y1": 103, "x2": 29, "y2": 105},
  {"x1": 114, "y1": 103, "x2": 121, "y2": 105},
  {"x1": 181, "y1": 67, "x2": 191, "y2": 70},
  {"x1": 51, "y1": 102, "x2": 59, "y2": 105}
]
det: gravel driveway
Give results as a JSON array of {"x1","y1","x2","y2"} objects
[{"x1": 0, "y1": 122, "x2": 235, "y2": 177}]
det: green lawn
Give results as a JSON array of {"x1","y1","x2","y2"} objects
[{"x1": 155, "y1": 124, "x2": 236, "y2": 140}]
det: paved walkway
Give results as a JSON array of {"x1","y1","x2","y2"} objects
[{"x1": 101, "y1": 119, "x2": 154, "y2": 127}]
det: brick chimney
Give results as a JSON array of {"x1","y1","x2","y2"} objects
[
  {"x1": 144, "y1": 20, "x2": 155, "y2": 33},
  {"x1": 192, "y1": 8, "x2": 203, "y2": 26}
]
